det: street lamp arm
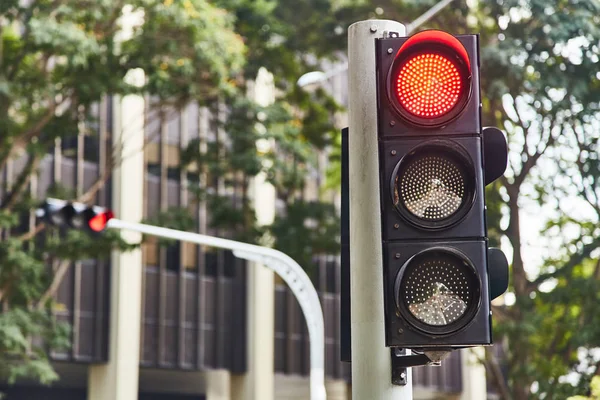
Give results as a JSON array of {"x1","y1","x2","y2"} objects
[
  {"x1": 406, "y1": 0, "x2": 456, "y2": 34},
  {"x1": 106, "y1": 218, "x2": 327, "y2": 400}
]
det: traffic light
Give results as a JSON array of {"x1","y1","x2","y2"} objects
[
  {"x1": 376, "y1": 30, "x2": 508, "y2": 349},
  {"x1": 37, "y1": 198, "x2": 114, "y2": 233}
]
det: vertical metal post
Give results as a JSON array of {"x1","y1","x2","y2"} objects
[{"x1": 347, "y1": 20, "x2": 413, "y2": 399}]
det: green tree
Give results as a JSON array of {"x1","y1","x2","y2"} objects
[
  {"x1": 0, "y1": 0, "x2": 244, "y2": 384},
  {"x1": 0, "y1": 0, "x2": 358, "y2": 386},
  {"x1": 470, "y1": 1, "x2": 600, "y2": 398},
  {"x1": 315, "y1": 0, "x2": 600, "y2": 397},
  {"x1": 178, "y1": 0, "x2": 349, "y2": 262}
]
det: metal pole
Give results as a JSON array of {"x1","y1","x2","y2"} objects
[
  {"x1": 406, "y1": 0, "x2": 455, "y2": 34},
  {"x1": 106, "y1": 218, "x2": 326, "y2": 400},
  {"x1": 347, "y1": 20, "x2": 413, "y2": 399}
]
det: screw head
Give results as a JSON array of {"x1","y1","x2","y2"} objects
[
  {"x1": 395, "y1": 253, "x2": 401, "y2": 259},
  {"x1": 370, "y1": 24, "x2": 378, "y2": 33},
  {"x1": 398, "y1": 328, "x2": 403, "y2": 334},
  {"x1": 390, "y1": 150, "x2": 397, "y2": 156},
  {"x1": 387, "y1": 47, "x2": 394, "y2": 54},
  {"x1": 390, "y1": 120, "x2": 396, "y2": 126},
  {"x1": 394, "y1": 223, "x2": 399, "y2": 229},
  {"x1": 400, "y1": 372, "x2": 406, "y2": 379}
]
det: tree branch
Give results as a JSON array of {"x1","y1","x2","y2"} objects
[
  {"x1": 492, "y1": 304, "x2": 513, "y2": 323},
  {"x1": 530, "y1": 236, "x2": 600, "y2": 290},
  {"x1": 485, "y1": 346, "x2": 512, "y2": 400},
  {"x1": 1, "y1": 153, "x2": 41, "y2": 210},
  {"x1": 0, "y1": 97, "x2": 70, "y2": 173},
  {"x1": 513, "y1": 120, "x2": 557, "y2": 189},
  {"x1": 36, "y1": 260, "x2": 70, "y2": 310}
]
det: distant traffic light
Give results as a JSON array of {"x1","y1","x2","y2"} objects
[
  {"x1": 38, "y1": 198, "x2": 114, "y2": 233},
  {"x1": 376, "y1": 30, "x2": 508, "y2": 349}
]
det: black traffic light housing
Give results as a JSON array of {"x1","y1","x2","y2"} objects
[
  {"x1": 38, "y1": 198, "x2": 114, "y2": 233},
  {"x1": 377, "y1": 31, "x2": 481, "y2": 135},
  {"x1": 376, "y1": 30, "x2": 508, "y2": 350}
]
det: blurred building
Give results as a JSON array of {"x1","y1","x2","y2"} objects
[{"x1": 0, "y1": 66, "x2": 490, "y2": 400}]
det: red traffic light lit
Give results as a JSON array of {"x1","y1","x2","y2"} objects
[
  {"x1": 389, "y1": 30, "x2": 472, "y2": 127},
  {"x1": 88, "y1": 210, "x2": 114, "y2": 232},
  {"x1": 396, "y1": 53, "x2": 463, "y2": 118}
]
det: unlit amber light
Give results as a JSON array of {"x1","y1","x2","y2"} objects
[{"x1": 396, "y1": 53, "x2": 462, "y2": 119}]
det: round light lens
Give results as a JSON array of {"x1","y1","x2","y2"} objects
[
  {"x1": 392, "y1": 142, "x2": 475, "y2": 229},
  {"x1": 395, "y1": 248, "x2": 480, "y2": 333},
  {"x1": 395, "y1": 53, "x2": 463, "y2": 119},
  {"x1": 400, "y1": 154, "x2": 465, "y2": 220}
]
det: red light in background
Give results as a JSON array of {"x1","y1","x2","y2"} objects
[
  {"x1": 395, "y1": 52, "x2": 463, "y2": 119},
  {"x1": 88, "y1": 210, "x2": 114, "y2": 232}
]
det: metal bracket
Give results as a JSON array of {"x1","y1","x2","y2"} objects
[
  {"x1": 383, "y1": 31, "x2": 402, "y2": 39},
  {"x1": 390, "y1": 348, "x2": 434, "y2": 386}
]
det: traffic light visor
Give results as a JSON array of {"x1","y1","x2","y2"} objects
[
  {"x1": 395, "y1": 248, "x2": 480, "y2": 335},
  {"x1": 389, "y1": 30, "x2": 471, "y2": 126}
]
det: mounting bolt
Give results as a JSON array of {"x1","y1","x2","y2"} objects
[
  {"x1": 394, "y1": 223, "x2": 399, "y2": 229},
  {"x1": 396, "y1": 311, "x2": 401, "y2": 317},
  {"x1": 390, "y1": 150, "x2": 397, "y2": 156},
  {"x1": 387, "y1": 47, "x2": 394, "y2": 54},
  {"x1": 370, "y1": 24, "x2": 378, "y2": 33},
  {"x1": 390, "y1": 120, "x2": 396, "y2": 126},
  {"x1": 395, "y1": 253, "x2": 401, "y2": 259},
  {"x1": 397, "y1": 328, "x2": 403, "y2": 334},
  {"x1": 400, "y1": 372, "x2": 406, "y2": 379}
]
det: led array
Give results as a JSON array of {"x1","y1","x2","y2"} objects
[
  {"x1": 395, "y1": 53, "x2": 462, "y2": 119},
  {"x1": 403, "y1": 258, "x2": 470, "y2": 326},
  {"x1": 400, "y1": 155, "x2": 465, "y2": 220}
]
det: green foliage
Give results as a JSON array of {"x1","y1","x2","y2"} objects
[
  {"x1": 0, "y1": 308, "x2": 69, "y2": 385},
  {"x1": 0, "y1": 0, "x2": 245, "y2": 386},
  {"x1": 124, "y1": 0, "x2": 246, "y2": 103},
  {"x1": 468, "y1": 0, "x2": 600, "y2": 398},
  {"x1": 270, "y1": 200, "x2": 339, "y2": 274},
  {"x1": 568, "y1": 376, "x2": 600, "y2": 400}
]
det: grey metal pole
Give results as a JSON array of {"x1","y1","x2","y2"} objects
[{"x1": 347, "y1": 20, "x2": 413, "y2": 400}]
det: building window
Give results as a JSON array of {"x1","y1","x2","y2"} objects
[
  {"x1": 165, "y1": 242, "x2": 180, "y2": 272},
  {"x1": 204, "y1": 251, "x2": 218, "y2": 277}
]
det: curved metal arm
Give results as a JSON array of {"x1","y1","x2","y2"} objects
[{"x1": 106, "y1": 218, "x2": 327, "y2": 400}]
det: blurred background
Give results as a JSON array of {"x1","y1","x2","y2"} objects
[{"x1": 0, "y1": 0, "x2": 600, "y2": 399}]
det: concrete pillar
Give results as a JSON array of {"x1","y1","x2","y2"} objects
[
  {"x1": 207, "y1": 370, "x2": 232, "y2": 400},
  {"x1": 230, "y1": 67, "x2": 276, "y2": 400},
  {"x1": 230, "y1": 257, "x2": 275, "y2": 400},
  {"x1": 274, "y1": 375, "x2": 348, "y2": 400},
  {"x1": 88, "y1": 67, "x2": 145, "y2": 400},
  {"x1": 460, "y1": 348, "x2": 487, "y2": 400},
  {"x1": 325, "y1": 379, "x2": 349, "y2": 400}
]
